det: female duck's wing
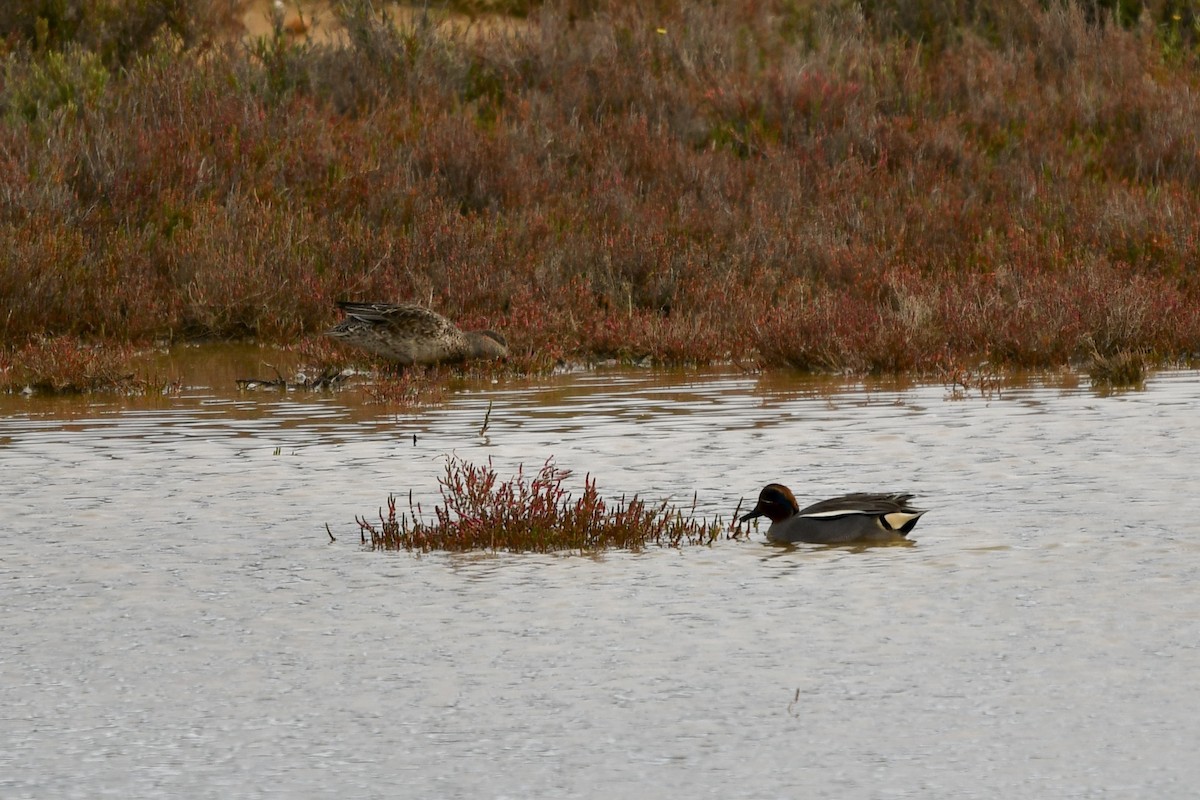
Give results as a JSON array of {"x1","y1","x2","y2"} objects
[
  {"x1": 336, "y1": 301, "x2": 398, "y2": 320},
  {"x1": 335, "y1": 303, "x2": 458, "y2": 336}
]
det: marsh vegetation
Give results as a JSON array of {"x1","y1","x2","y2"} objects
[
  {"x1": 3, "y1": 0, "x2": 1200, "y2": 392},
  {"x1": 357, "y1": 455, "x2": 739, "y2": 552}
]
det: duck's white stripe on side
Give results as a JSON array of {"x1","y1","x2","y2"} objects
[
  {"x1": 801, "y1": 509, "x2": 875, "y2": 519},
  {"x1": 882, "y1": 511, "x2": 922, "y2": 530}
]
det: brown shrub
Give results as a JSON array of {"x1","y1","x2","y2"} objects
[{"x1": 3, "y1": 0, "x2": 1200, "y2": 372}]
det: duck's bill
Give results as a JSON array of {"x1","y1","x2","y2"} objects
[{"x1": 738, "y1": 509, "x2": 762, "y2": 523}]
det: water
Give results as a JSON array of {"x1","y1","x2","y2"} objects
[{"x1": 3, "y1": 350, "x2": 1199, "y2": 799}]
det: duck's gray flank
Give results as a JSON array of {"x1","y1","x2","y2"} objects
[
  {"x1": 740, "y1": 483, "x2": 927, "y2": 544},
  {"x1": 326, "y1": 302, "x2": 508, "y2": 366}
]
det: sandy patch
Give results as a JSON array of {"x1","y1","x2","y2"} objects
[{"x1": 240, "y1": 1, "x2": 531, "y2": 44}]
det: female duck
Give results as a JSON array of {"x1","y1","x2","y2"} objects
[
  {"x1": 740, "y1": 483, "x2": 927, "y2": 544},
  {"x1": 326, "y1": 302, "x2": 508, "y2": 366}
]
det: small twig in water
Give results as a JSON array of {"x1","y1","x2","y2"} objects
[
  {"x1": 325, "y1": 523, "x2": 336, "y2": 543},
  {"x1": 730, "y1": 497, "x2": 748, "y2": 538},
  {"x1": 479, "y1": 400, "x2": 493, "y2": 436},
  {"x1": 787, "y1": 688, "x2": 802, "y2": 718}
]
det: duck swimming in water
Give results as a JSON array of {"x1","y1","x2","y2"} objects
[
  {"x1": 326, "y1": 302, "x2": 508, "y2": 366},
  {"x1": 740, "y1": 483, "x2": 927, "y2": 544}
]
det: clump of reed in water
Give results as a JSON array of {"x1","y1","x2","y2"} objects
[
  {"x1": 1087, "y1": 348, "x2": 1146, "y2": 388},
  {"x1": 358, "y1": 456, "x2": 742, "y2": 553},
  {"x1": 0, "y1": 336, "x2": 172, "y2": 395}
]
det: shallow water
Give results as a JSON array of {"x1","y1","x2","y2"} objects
[{"x1": 3, "y1": 350, "x2": 1199, "y2": 799}]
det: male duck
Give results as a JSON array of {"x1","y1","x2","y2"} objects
[
  {"x1": 740, "y1": 483, "x2": 927, "y2": 544},
  {"x1": 326, "y1": 302, "x2": 508, "y2": 366}
]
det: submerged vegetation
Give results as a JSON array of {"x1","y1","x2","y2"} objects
[
  {"x1": 3, "y1": 0, "x2": 1200, "y2": 383},
  {"x1": 358, "y1": 455, "x2": 738, "y2": 552}
]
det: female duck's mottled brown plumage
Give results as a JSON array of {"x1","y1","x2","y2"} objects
[{"x1": 326, "y1": 302, "x2": 508, "y2": 366}]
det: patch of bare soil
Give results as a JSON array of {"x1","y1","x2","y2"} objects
[{"x1": 240, "y1": 1, "x2": 530, "y2": 44}]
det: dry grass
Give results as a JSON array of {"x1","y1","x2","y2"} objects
[{"x1": 1087, "y1": 347, "x2": 1147, "y2": 388}]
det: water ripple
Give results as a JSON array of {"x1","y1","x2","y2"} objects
[{"x1": 2, "y1": 367, "x2": 1200, "y2": 798}]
